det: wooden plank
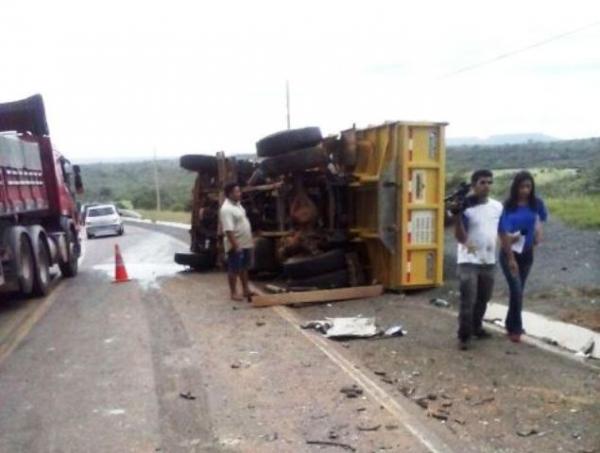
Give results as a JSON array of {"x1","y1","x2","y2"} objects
[{"x1": 251, "y1": 285, "x2": 383, "y2": 308}]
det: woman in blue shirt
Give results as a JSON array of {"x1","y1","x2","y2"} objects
[{"x1": 498, "y1": 171, "x2": 548, "y2": 342}]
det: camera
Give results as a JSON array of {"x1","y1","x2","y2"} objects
[{"x1": 445, "y1": 181, "x2": 471, "y2": 215}]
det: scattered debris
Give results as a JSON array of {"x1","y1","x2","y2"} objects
[
  {"x1": 356, "y1": 407, "x2": 367, "y2": 412},
  {"x1": 472, "y1": 396, "x2": 495, "y2": 406},
  {"x1": 428, "y1": 408, "x2": 450, "y2": 421},
  {"x1": 357, "y1": 424, "x2": 381, "y2": 432},
  {"x1": 301, "y1": 320, "x2": 332, "y2": 334},
  {"x1": 306, "y1": 440, "x2": 356, "y2": 452},
  {"x1": 430, "y1": 298, "x2": 450, "y2": 308},
  {"x1": 516, "y1": 426, "x2": 539, "y2": 437},
  {"x1": 301, "y1": 317, "x2": 406, "y2": 339},
  {"x1": 373, "y1": 370, "x2": 387, "y2": 376},
  {"x1": 442, "y1": 401, "x2": 453, "y2": 408},
  {"x1": 326, "y1": 317, "x2": 378, "y2": 338},
  {"x1": 385, "y1": 424, "x2": 399, "y2": 431},
  {"x1": 340, "y1": 384, "x2": 364, "y2": 398},
  {"x1": 399, "y1": 386, "x2": 415, "y2": 397},
  {"x1": 454, "y1": 418, "x2": 466, "y2": 425},
  {"x1": 231, "y1": 360, "x2": 250, "y2": 369},
  {"x1": 383, "y1": 325, "x2": 406, "y2": 337},
  {"x1": 260, "y1": 432, "x2": 279, "y2": 442},
  {"x1": 415, "y1": 397, "x2": 429, "y2": 409},
  {"x1": 302, "y1": 317, "x2": 377, "y2": 338},
  {"x1": 256, "y1": 320, "x2": 266, "y2": 327},
  {"x1": 328, "y1": 430, "x2": 339, "y2": 440},
  {"x1": 179, "y1": 392, "x2": 196, "y2": 401},
  {"x1": 265, "y1": 284, "x2": 286, "y2": 294}
]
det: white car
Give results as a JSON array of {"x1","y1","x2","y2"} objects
[{"x1": 85, "y1": 204, "x2": 124, "y2": 239}]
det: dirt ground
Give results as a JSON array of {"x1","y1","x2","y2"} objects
[
  {"x1": 279, "y1": 293, "x2": 600, "y2": 453},
  {"x1": 441, "y1": 217, "x2": 600, "y2": 332}
]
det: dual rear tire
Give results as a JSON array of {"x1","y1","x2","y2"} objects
[{"x1": 4, "y1": 225, "x2": 78, "y2": 298}]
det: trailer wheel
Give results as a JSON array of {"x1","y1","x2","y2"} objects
[
  {"x1": 18, "y1": 234, "x2": 35, "y2": 295},
  {"x1": 174, "y1": 251, "x2": 216, "y2": 271},
  {"x1": 256, "y1": 127, "x2": 322, "y2": 158},
  {"x1": 59, "y1": 231, "x2": 79, "y2": 278},
  {"x1": 288, "y1": 269, "x2": 350, "y2": 290},
  {"x1": 260, "y1": 146, "x2": 329, "y2": 176},
  {"x1": 32, "y1": 239, "x2": 51, "y2": 297},
  {"x1": 283, "y1": 249, "x2": 346, "y2": 279},
  {"x1": 180, "y1": 155, "x2": 218, "y2": 174}
]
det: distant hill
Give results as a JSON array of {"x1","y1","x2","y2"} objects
[
  {"x1": 447, "y1": 133, "x2": 557, "y2": 147},
  {"x1": 446, "y1": 137, "x2": 600, "y2": 173},
  {"x1": 80, "y1": 159, "x2": 195, "y2": 211}
]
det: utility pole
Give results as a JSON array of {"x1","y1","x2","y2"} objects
[
  {"x1": 286, "y1": 79, "x2": 291, "y2": 130},
  {"x1": 153, "y1": 148, "x2": 161, "y2": 212}
]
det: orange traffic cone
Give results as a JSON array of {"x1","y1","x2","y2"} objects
[{"x1": 113, "y1": 244, "x2": 131, "y2": 283}]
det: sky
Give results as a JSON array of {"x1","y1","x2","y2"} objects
[{"x1": 1, "y1": 0, "x2": 599, "y2": 161}]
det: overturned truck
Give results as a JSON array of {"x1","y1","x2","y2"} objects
[{"x1": 175, "y1": 121, "x2": 447, "y2": 291}]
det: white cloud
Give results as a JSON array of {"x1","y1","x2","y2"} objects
[{"x1": 1, "y1": 0, "x2": 599, "y2": 160}]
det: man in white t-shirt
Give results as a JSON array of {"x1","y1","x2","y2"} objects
[
  {"x1": 453, "y1": 169, "x2": 503, "y2": 350},
  {"x1": 219, "y1": 182, "x2": 254, "y2": 302}
]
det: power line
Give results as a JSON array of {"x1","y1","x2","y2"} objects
[{"x1": 440, "y1": 20, "x2": 600, "y2": 79}]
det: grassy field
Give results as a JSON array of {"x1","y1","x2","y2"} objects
[
  {"x1": 546, "y1": 196, "x2": 600, "y2": 229},
  {"x1": 137, "y1": 209, "x2": 191, "y2": 224}
]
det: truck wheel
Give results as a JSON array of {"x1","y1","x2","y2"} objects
[
  {"x1": 174, "y1": 251, "x2": 216, "y2": 271},
  {"x1": 250, "y1": 237, "x2": 278, "y2": 274},
  {"x1": 32, "y1": 240, "x2": 51, "y2": 297},
  {"x1": 180, "y1": 155, "x2": 218, "y2": 174},
  {"x1": 256, "y1": 127, "x2": 322, "y2": 158},
  {"x1": 283, "y1": 249, "x2": 346, "y2": 279},
  {"x1": 17, "y1": 234, "x2": 35, "y2": 296},
  {"x1": 288, "y1": 269, "x2": 350, "y2": 290},
  {"x1": 59, "y1": 231, "x2": 79, "y2": 278},
  {"x1": 260, "y1": 146, "x2": 329, "y2": 176}
]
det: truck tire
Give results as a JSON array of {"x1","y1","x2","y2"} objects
[
  {"x1": 2, "y1": 227, "x2": 34, "y2": 295},
  {"x1": 288, "y1": 269, "x2": 350, "y2": 290},
  {"x1": 174, "y1": 251, "x2": 216, "y2": 270},
  {"x1": 250, "y1": 237, "x2": 278, "y2": 274},
  {"x1": 180, "y1": 155, "x2": 218, "y2": 174},
  {"x1": 260, "y1": 146, "x2": 329, "y2": 176},
  {"x1": 17, "y1": 234, "x2": 35, "y2": 295},
  {"x1": 283, "y1": 249, "x2": 346, "y2": 279},
  {"x1": 28, "y1": 226, "x2": 52, "y2": 297},
  {"x1": 256, "y1": 127, "x2": 322, "y2": 157},
  {"x1": 59, "y1": 230, "x2": 79, "y2": 278}
]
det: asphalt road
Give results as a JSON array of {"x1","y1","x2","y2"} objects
[
  {"x1": 0, "y1": 224, "x2": 597, "y2": 453},
  {"x1": 0, "y1": 225, "x2": 450, "y2": 452}
]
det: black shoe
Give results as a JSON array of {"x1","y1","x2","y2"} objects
[
  {"x1": 474, "y1": 329, "x2": 492, "y2": 339},
  {"x1": 458, "y1": 339, "x2": 470, "y2": 351}
]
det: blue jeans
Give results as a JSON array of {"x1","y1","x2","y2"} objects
[{"x1": 499, "y1": 249, "x2": 534, "y2": 334}]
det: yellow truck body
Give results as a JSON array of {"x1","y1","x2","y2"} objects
[{"x1": 346, "y1": 121, "x2": 447, "y2": 290}]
